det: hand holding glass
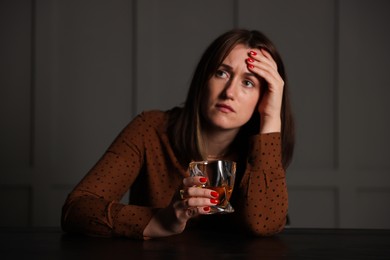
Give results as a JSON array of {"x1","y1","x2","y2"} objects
[{"x1": 189, "y1": 160, "x2": 236, "y2": 214}]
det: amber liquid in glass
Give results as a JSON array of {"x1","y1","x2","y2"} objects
[{"x1": 207, "y1": 185, "x2": 233, "y2": 206}]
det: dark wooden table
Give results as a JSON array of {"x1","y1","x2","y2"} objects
[{"x1": 1, "y1": 227, "x2": 390, "y2": 259}]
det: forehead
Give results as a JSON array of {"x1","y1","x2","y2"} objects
[
  {"x1": 221, "y1": 44, "x2": 263, "y2": 84},
  {"x1": 223, "y1": 44, "x2": 251, "y2": 64}
]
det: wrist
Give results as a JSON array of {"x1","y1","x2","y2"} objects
[
  {"x1": 143, "y1": 207, "x2": 186, "y2": 238},
  {"x1": 260, "y1": 115, "x2": 281, "y2": 133}
]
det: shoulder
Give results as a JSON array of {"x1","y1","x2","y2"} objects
[
  {"x1": 128, "y1": 108, "x2": 182, "y2": 131},
  {"x1": 137, "y1": 110, "x2": 167, "y2": 126},
  {"x1": 128, "y1": 110, "x2": 168, "y2": 134},
  {"x1": 115, "y1": 110, "x2": 168, "y2": 144}
]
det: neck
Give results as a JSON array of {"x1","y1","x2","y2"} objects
[{"x1": 202, "y1": 127, "x2": 239, "y2": 159}]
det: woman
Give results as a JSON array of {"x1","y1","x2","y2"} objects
[{"x1": 61, "y1": 29, "x2": 294, "y2": 240}]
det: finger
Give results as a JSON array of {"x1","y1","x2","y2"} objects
[
  {"x1": 248, "y1": 54, "x2": 277, "y2": 73},
  {"x1": 246, "y1": 54, "x2": 282, "y2": 82},
  {"x1": 174, "y1": 199, "x2": 215, "y2": 221},
  {"x1": 247, "y1": 62, "x2": 283, "y2": 88},
  {"x1": 253, "y1": 63, "x2": 283, "y2": 84},
  {"x1": 176, "y1": 204, "x2": 198, "y2": 219},
  {"x1": 186, "y1": 197, "x2": 219, "y2": 207},
  {"x1": 183, "y1": 176, "x2": 208, "y2": 187},
  {"x1": 248, "y1": 49, "x2": 277, "y2": 70},
  {"x1": 187, "y1": 187, "x2": 219, "y2": 199},
  {"x1": 185, "y1": 207, "x2": 199, "y2": 218},
  {"x1": 198, "y1": 206, "x2": 211, "y2": 215},
  {"x1": 171, "y1": 200, "x2": 199, "y2": 224},
  {"x1": 260, "y1": 49, "x2": 278, "y2": 69},
  {"x1": 175, "y1": 203, "x2": 205, "y2": 220}
]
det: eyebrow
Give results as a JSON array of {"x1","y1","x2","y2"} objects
[{"x1": 219, "y1": 63, "x2": 259, "y2": 79}]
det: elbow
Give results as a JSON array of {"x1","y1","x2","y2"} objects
[
  {"x1": 241, "y1": 198, "x2": 288, "y2": 237},
  {"x1": 60, "y1": 194, "x2": 89, "y2": 235},
  {"x1": 60, "y1": 194, "x2": 115, "y2": 238},
  {"x1": 60, "y1": 196, "x2": 77, "y2": 233},
  {"x1": 246, "y1": 216, "x2": 287, "y2": 237}
]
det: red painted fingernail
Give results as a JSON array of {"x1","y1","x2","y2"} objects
[
  {"x1": 200, "y1": 177, "x2": 207, "y2": 183},
  {"x1": 248, "y1": 64, "x2": 254, "y2": 69},
  {"x1": 250, "y1": 51, "x2": 257, "y2": 56},
  {"x1": 247, "y1": 58, "x2": 254, "y2": 63},
  {"x1": 203, "y1": 206, "x2": 210, "y2": 212},
  {"x1": 210, "y1": 199, "x2": 219, "y2": 204},
  {"x1": 211, "y1": 191, "x2": 218, "y2": 198}
]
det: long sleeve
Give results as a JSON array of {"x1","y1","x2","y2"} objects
[
  {"x1": 61, "y1": 111, "x2": 184, "y2": 239},
  {"x1": 237, "y1": 132, "x2": 288, "y2": 236}
]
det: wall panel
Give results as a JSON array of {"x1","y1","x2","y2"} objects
[
  {"x1": 136, "y1": 0, "x2": 235, "y2": 113},
  {"x1": 339, "y1": 0, "x2": 390, "y2": 170},
  {"x1": 238, "y1": 0, "x2": 337, "y2": 170},
  {"x1": 0, "y1": 0, "x2": 32, "y2": 167},
  {"x1": 337, "y1": 0, "x2": 390, "y2": 228},
  {"x1": 38, "y1": 0, "x2": 135, "y2": 183},
  {"x1": 356, "y1": 188, "x2": 390, "y2": 229},
  {"x1": 32, "y1": 0, "x2": 135, "y2": 225},
  {"x1": 0, "y1": 186, "x2": 31, "y2": 226},
  {"x1": 288, "y1": 187, "x2": 338, "y2": 228}
]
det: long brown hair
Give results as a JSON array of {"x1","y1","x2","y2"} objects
[{"x1": 168, "y1": 29, "x2": 295, "y2": 169}]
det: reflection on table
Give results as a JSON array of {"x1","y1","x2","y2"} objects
[{"x1": 1, "y1": 227, "x2": 390, "y2": 259}]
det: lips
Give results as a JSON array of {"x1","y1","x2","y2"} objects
[{"x1": 216, "y1": 103, "x2": 235, "y2": 113}]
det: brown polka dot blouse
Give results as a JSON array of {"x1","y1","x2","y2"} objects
[{"x1": 61, "y1": 110, "x2": 288, "y2": 239}]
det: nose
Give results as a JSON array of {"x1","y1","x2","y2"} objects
[{"x1": 222, "y1": 77, "x2": 238, "y2": 99}]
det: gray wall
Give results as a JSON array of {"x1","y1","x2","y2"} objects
[{"x1": 1, "y1": 0, "x2": 389, "y2": 228}]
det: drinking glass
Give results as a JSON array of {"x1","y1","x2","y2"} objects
[{"x1": 189, "y1": 160, "x2": 236, "y2": 214}]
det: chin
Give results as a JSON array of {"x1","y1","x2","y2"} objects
[{"x1": 209, "y1": 121, "x2": 242, "y2": 132}]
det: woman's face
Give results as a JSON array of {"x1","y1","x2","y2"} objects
[{"x1": 201, "y1": 44, "x2": 261, "y2": 133}]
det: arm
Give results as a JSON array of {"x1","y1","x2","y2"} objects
[
  {"x1": 247, "y1": 48, "x2": 284, "y2": 134},
  {"x1": 238, "y1": 49, "x2": 287, "y2": 235},
  {"x1": 61, "y1": 111, "x2": 219, "y2": 240},
  {"x1": 61, "y1": 113, "x2": 154, "y2": 239},
  {"x1": 238, "y1": 133, "x2": 288, "y2": 236}
]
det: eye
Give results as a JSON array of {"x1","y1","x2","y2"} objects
[
  {"x1": 243, "y1": 80, "x2": 255, "y2": 88},
  {"x1": 215, "y1": 70, "x2": 229, "y2": 79}
]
